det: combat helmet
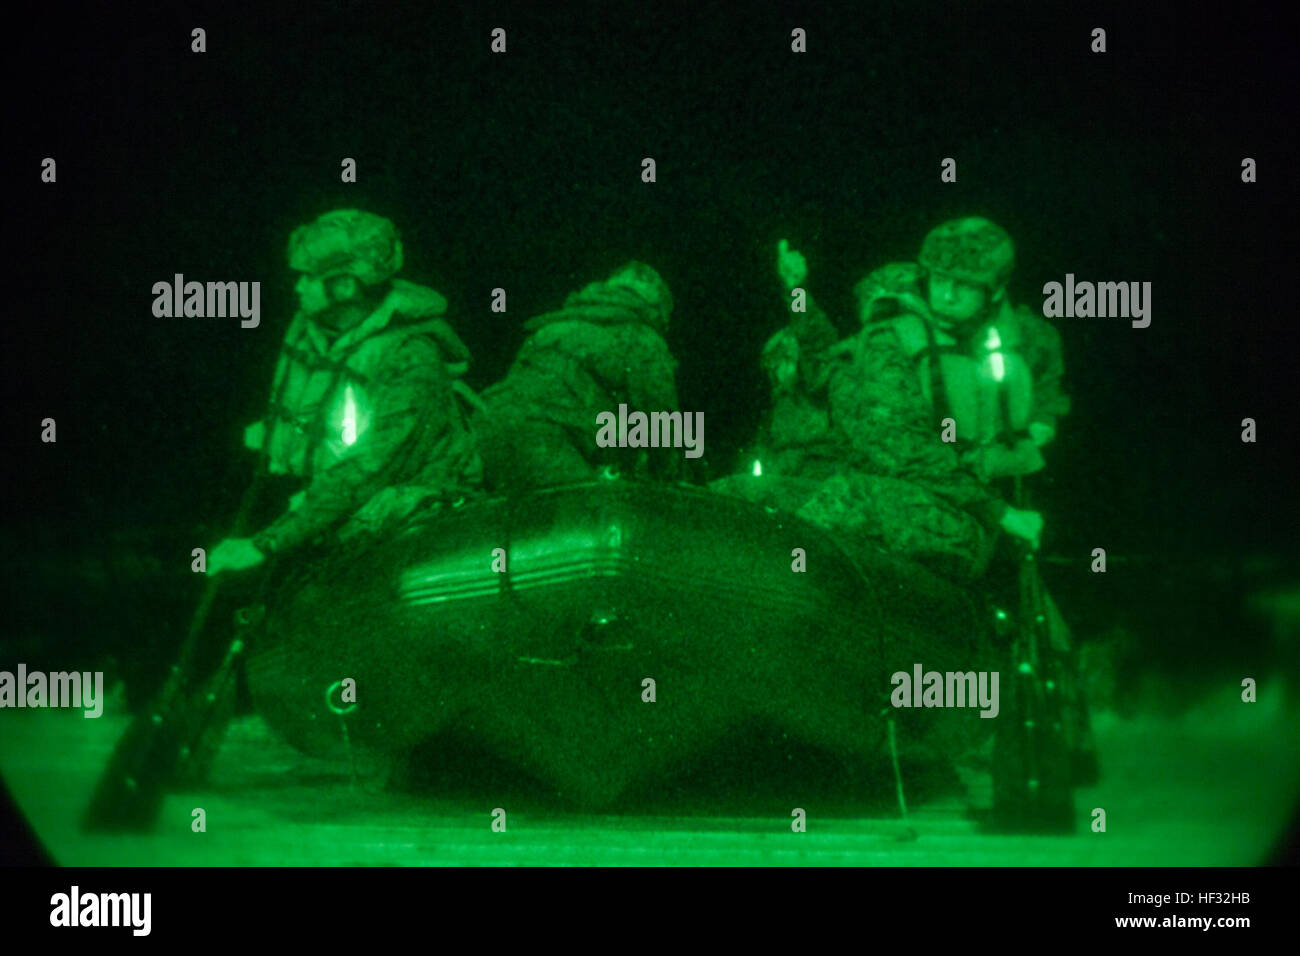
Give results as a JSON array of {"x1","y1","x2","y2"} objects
[
  {"x1": 853, "y1": 261, "x2": 927, "y2": 322},
  {"x1": 288, "y1": 209, "x2": 404, "y2": 286},
  {"x1": 918, "y1": 217, "x2": 1015, "y2": 291},
  {"x1": 608, "y1": 260, "x2": 674, "y2": 329}
]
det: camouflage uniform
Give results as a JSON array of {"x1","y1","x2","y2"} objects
[
  {"x1": 475, "y1": 262, "x2": 680, "y2": 491},
  {"x1": 826, "y1": 252, "x2": 1068, "y2": 485},
  {"x1": 722, "y1": 225, "x2": 1068, "y2": 581},
  {"x1": 250, "y1": 211, "x2": 482, "y2": 556},
  {"x1": 724, "y1": 291, "x2": 1008, "y2": 580},
  {"x1": 751, "y1": 305, "x2": 840, "y2": 479},
  {"x1": 916, "y1": 219, "x2": 1096, "y2": 781}
]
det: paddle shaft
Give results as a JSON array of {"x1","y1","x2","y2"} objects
[{"x1": 82, "y1": 470, "x2": 268, "y2": 829}]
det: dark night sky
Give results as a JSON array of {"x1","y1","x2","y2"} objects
[{"x1": 7, "y1": 0, "x2": 1297, "y2": 567}]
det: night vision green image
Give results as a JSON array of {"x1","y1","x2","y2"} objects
[{"x1": 3, "y1": 3, "x2": 1297, "y2": 867}]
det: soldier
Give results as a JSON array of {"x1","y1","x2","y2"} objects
[
  {"x1": 207, "y1": 209, "x2": 482, "y2": 574},
  {"x1": 908, "y1": 217, "x2": 1095, "y2": 785},
  {"x1": 908, "y1": 218, "x2": 1068, "y2": 488},
  {"x1": 717, "y1": 236, "x2": 1031, "y2": 581},
  {"x1": 747, "y1": 251, "x2": 838, "y2": 481},
  {"x1": 474, "y1": 261, "x2": 681, "y2": 491},
  {"x1": 731, "y1": 223, "x2": 1096, "y2": 794}
]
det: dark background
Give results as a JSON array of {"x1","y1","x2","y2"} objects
[{"x1": 4, "y1": 1, "x2": 1297, "y2": 689}]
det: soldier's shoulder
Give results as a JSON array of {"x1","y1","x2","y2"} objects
[
  {"x1": 1009, "y1": 303, "x2": 1062, "y2": 347},
  {"x1": 531, "y1": 315, "x2": 667, "y2": 352},
  {"x1": 367, "y1": 320, "x2": 468, "y2": 381},
  {"x1": 1010, "y1": 300, "x2": 1050, "y2": 328},
  {"x1": 525, "y1": 316, "x2": 602, "y2": 344},
  {"x1": 388, "y1": 279, "x2": 449, "y2": 320},
  {"x1": 616, "y1": 319, "x2": 671, "y2": 348}
]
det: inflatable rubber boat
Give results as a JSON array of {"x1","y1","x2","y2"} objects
[{"x1": 246, "y1": 477, "x2": 1007, "y2": 809}]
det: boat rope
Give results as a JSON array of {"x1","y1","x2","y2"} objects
[
  {"x1": 885, "y1": 712, "x2": 917, "y2": 840},
  {"x1": 326, "y1": 680, "x2": 360, "y2": 786}
]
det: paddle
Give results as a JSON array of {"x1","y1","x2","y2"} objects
[
  {"x1": 994, "y1": 476, "x2": 1074, "y2": 830},
  {"x1": 82, "y1": 470, "x2": 267, "y2": 831}
]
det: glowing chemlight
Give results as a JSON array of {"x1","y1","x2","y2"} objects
[
  {"x1": 752, "y1": 459, "x2": 763, "y2": 477},
  {"x1": 341, "y1": 385, "x2": 358, "y2": 446},
  {"x1": 985, "y1": 327, "x2": 1005, "y2": 383}
]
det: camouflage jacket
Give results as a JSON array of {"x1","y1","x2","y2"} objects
[
  {"x1": 480, "y1": 281, "x2": 680, "y2": 468},
  {"x1": 756, "y1": 302, "x2": 841, "y2": 476},
  {"x1": 252, "y1": 279, "x2": 482, "y2": 555},
  {"x1": 888, "y1": 300, "x2": 1070, "y2": 481},
  {"x1": 770, "y1": 291, "x2": 1068, "y2": 529}
]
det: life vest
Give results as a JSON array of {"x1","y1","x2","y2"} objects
[
  {"x1": 889, "y1": 302, "x2": 1036, "y2": 449},
  {"x1": 260, "y1": 280, "x2": 464, "y2": 479}
]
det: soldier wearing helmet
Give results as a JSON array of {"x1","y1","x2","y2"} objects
[
  {"x1": 853, "y1": 260, "x2": 931, "y2": 324},
  {"x1": 916, "y1": 217, "x2": 1068, "y2": 446},
  {"x1": 715, "y1": 227, "x2": 1065, "y2": 581},
  {"x1": 473, "y1": 260, "x2": 682, "y2": 490},
  {"x1": 918, "y1": 219, "x2": 1094, "y2": 778},
  {"x1": 739, "y1": 240, "x2": 848, "y2": 481},
  {"x1": 208, "y1": 210, "x2": 482, "y2": 574},
  {"x1": 907, "y1": 218, "x2": 1070, "y2": 537},
  {"x1": 759, "y1": 223, "x2": 1068, "y2": 554}
]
